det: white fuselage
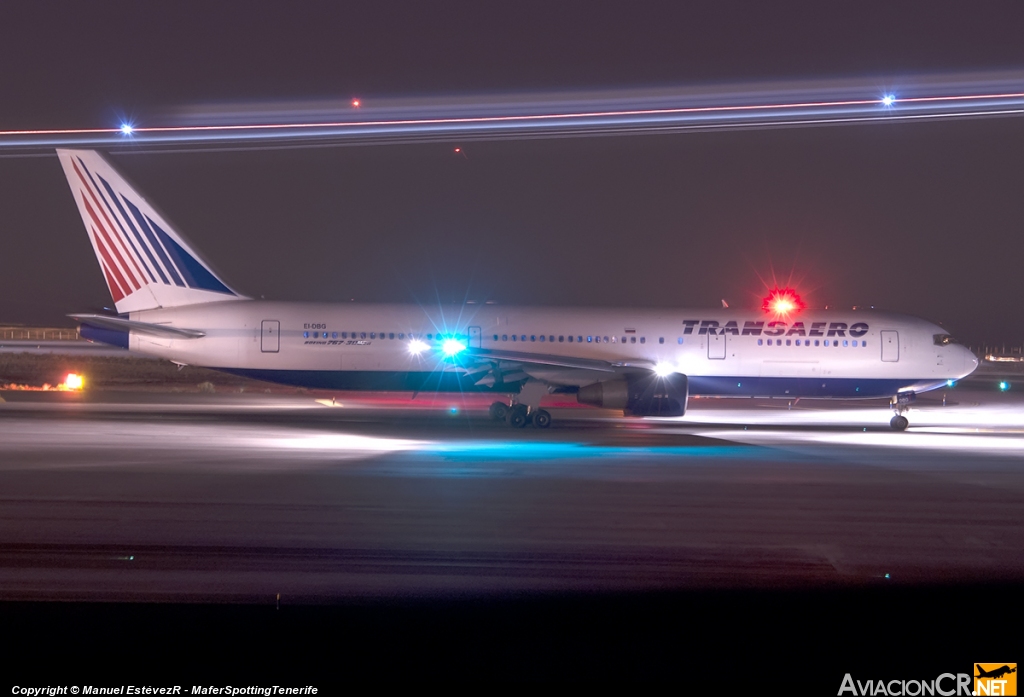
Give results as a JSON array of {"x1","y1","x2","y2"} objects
[{"x1": 111, "y1": 300, "x2": 978, "y2": 399}]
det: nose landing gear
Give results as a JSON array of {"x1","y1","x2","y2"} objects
[{"x1": 889, "y1": 392, "x2": 915, "y2": 431}]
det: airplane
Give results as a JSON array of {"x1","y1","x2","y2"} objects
[
  {"x1": 976, "y1": 665, "x2": 1016, "y2": 680},
  {"x1": 56, "y1": 149, "x2": 979, "y2": 430}
]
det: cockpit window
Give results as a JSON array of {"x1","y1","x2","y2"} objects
[{"x1": 933, "y1": 334, "x2": 959, "y2": 346}]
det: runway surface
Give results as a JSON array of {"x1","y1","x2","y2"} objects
[{"x1": 1, "y1": 387, "x2": 1023, "y2": 602}]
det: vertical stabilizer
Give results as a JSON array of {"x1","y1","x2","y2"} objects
[{"x1": 56, "y1": 149, "x2": 243, "y2": 313}]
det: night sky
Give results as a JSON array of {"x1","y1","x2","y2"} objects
[{"x1": 2, "y1": 2, "x2": 1023, "y2": 345}]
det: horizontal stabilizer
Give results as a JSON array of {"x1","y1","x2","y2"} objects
[{"x1": 70, "y1": 313, "x2": 205, "y2": 339}]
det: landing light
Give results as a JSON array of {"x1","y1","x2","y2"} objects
[
  {"x1": 64, "y1": 373, "x2": 84, "y2": 390},
  {"x1": 653, "y1": 362, "x2": 675, "y2": 377},
  {"x1": 881, "y1": 94, "x2": 895, "y2": 106},
  {"x1": 120, "y1": 124, "x2": 134, "y2": 135},
  {"x1": 946, "y1": 379, "x2": 956, "y2": 387},
  {"x1": 408, "y1": 339, "x2": 429, "y2": 355},
  {"x1": 441, "y1": 338, "x2": 467, "y2": 357}
]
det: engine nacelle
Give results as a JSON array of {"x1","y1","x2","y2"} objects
[{"x1": 577, "y1": 374, "x2": 688, "y2": 417}]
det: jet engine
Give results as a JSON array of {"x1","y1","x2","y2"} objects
[{"x1": 577, "y1": 373, "x2": 688, "y2": 417}]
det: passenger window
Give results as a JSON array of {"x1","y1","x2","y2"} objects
[
  {"x1": 332, "y1": 332, "x2": 337, "y2": 339},
  {"x1": 493, "y1": 334, "x2": 498, "y2": 341},
  {"x1": 539, "y1": 335, "x2": 545, "y2": 342},
  {"x1": 595, "y1": 336, "x2": 601, "y2": 343},
  {"x1": 862, "y1": 341, "x2": 867, "y2": 347},
  {"x1": 521, "y1": 335, "x2": 526, "y2": 341},
  {"x1": 677, "y1": 337, "x2": 683, "y2": 345},
  {"x1": 342, "y1": 332, "x2": 348, "y2": 339},
  {"x1": 303, "y1": 331, "x2": 309, "y2": 338},
  {"x1": 550, "y1": 336, "x2": 555, "y2": 342},
  {"x1": 630, "y1": 337, "x2": 636, "y2": 344},
  {"x1": 767, "y1": 339, "x2": 772, "y2": 346},
  {"x1": 502, "y1": 335, "x2": 508, "y2": 341},
  {"x1": 511, "y1": 335, "x2": 517, "y2": 341},
  {"x1": 814, "y1": 340, "x2": 819, "y2": 346},
  {"x1": 795, "y1": 339, "x2": 800, "y2": 346},
  {"x1": 587, "y1": 336, "x2": 593, "y2": 342},
  {"x1": 786, "y1": 340, "x2": 791, "y2": 346},
  {"x1": 530, "y1": 335, "x2": 536, "y2": 342},
  {"x1": 622, "y1": 337, "x2": 627, "y2": 344},
  {"x1": 824, "y1": 340, "x2": 829, "y2": 346},
  {"x1": 640, "y1": 337, "x2": 645, "y2": 344},
  {"x1": 843, "y1": 340, "x2": 848, "y2": 347},
  {"x1": 559, "y1": 336, "x2": 564, "y2": 342},
  {"x1": 567, "y1": 336, "x2": 573, "y2": 342},
  {"x1": 758, "y1": 339, "x2": 763, "y2": 346},
  {"x1": 578, "y1": 336, "x2": 583, "y2": 343},
  {"x1": 399, "y1": 333, "x2": 405, "y2": 340},
  {"x1": 851, "y1": 340, "x2": 856, "y2": 347},
  {"x1": 659, "y1": 337, "x2": 664, "y2": 344},
  {"x1": 604, "y1": 336, "x2": 609, "y2": 343}
]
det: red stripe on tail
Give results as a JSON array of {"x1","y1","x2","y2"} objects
[
  {"x1": 90, "y1": 225, "x2": 131, "y2": 301},
  {"x1": 72, "y1": 160, "x2": 146, "y2": 289}
]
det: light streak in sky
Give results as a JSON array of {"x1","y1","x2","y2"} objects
[{"x1": 2, "y1": 74, "x2": 1024, "y2": 152}]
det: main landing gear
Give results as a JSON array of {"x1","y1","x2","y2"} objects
[
  {"x1": 489, "y1": 401, "x2": 552, "y2": 429},
  {"x1": 889, "y1": 391, "x2": 915, "y2": 431}
]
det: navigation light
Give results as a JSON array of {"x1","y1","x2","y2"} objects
[
  {"x1": 441, "y1": 337, "x2": 467, "y2": 357},
  {"x1": 653, "y1": 362, "x2": 675, "y2": 377},
  {"x1": 762, "y1": 287, "x2": 806, "y2": 316},
  {"x1": 999, "y1": 381, "x2": 1010, "y2": 392}
]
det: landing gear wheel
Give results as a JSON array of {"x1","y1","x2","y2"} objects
[
  {"x1": 890, "y1": 415, "x2": 909, "y2": 431},
  {"x1": 507, "y1": 405, "x2": 529, "y2": 428},
  {"x1": 532, "y1": 409, "x2": 552, "y2": 429},
  {"x1": 489, "y1": 401, "x2": 510, "y2": 421}
]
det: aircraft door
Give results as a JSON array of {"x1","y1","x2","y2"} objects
[
  {"x1": 880, "y1": 330, "x2": 899, "y2": 362},
  {"x1": 708, "y1": 333, "x2": 726, "y2": 360},
  {"x1": 468, "y1": 326, "x2": 481, "y2": 349},
  {"x1": 261, "y1": 320, "x2": 280, "y2": 353}
]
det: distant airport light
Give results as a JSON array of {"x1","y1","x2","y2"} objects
[
  {"x1": 408, "y1": 339, "x2": 429, "y2": 356},
  {"x1": 63, "y1": 373, "x2": 84, "y2": 390},
  {"x1": 441, "y1": 337, "x2": 467, "y2": 358},
  {"x1": 120, "y1": 124, "x2": 133, "y2": 135},
  {"x1": 999, "y1": 381, "x2": 1010, "y2": 391},
  {"x1": 881, "y1": 94, "x2": 895, "y2": 106},
  {"x1": 762, "y1": 287, "x2": 806, "y2": 316},
  {"x1": 653, "y1": 362, "x2": 675, "y2": 377},
  {"x1": 351, "y1": 99, "x2": 361, "y2": 108}
]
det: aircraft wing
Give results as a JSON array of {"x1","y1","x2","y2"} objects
[
  {"x1": 465, "y1": 347, "x2": 654, "y2": 373},
  {"x1": 70, "y1": 313, "x2": 206, "y2": 339}
]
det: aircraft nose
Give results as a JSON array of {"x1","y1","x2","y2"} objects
[{"x1": 962, "y1": 346, "x2": 979, "y2": 375}]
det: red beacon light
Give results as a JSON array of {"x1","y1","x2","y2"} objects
[{"x1": 762, "y1": 287, "x2": 806, "y2": 317}]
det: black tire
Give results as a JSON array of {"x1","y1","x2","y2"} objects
[
  {"x1": 489, "y1": 402, "x2": 510, "y2": 421},
  {"x1": 532, "y1": 409, "x2": 552, "y2": 428},
  {"x1": 507, "y1": 405, "x2": 529, "y2": 428},
  {"x1": 890, "y1": 415, "x2": 909, "y2": 431}
]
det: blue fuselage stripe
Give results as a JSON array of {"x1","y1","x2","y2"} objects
[{"x1": 211, "y1": 368, "x2": 943, "y2": 398}]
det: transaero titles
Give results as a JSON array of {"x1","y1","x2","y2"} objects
[{"x1": 683, "y1": 320, "x2": 869, "y2": 337}]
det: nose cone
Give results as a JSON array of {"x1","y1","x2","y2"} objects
[{"x1": 961, "y1": 346, "x2": 979, "y2": 376}]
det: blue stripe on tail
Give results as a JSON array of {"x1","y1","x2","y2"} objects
[{"x1": 146, "y1": 216, "x2": 233, "y2": 295}]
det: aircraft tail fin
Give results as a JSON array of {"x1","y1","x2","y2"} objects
[{"x1": 56, "y1": 149, "x2": 244, "y2": 313}]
